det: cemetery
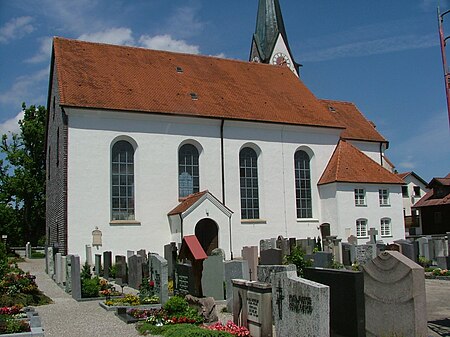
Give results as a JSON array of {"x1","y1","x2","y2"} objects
[{"x1": 4, "y1": 230, "x2": 450, "y2": 336}]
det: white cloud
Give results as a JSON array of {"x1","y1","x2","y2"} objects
[
  {"x1": 212, "y1": 52, "x2": 226, "y2": 58},
  {"x1": 165, "y1": 6, "x2": 204, "y2": 39},
  {"x1": 139, "y1": 34, "x2": 200, "y2": 54},
  {"x1": 78, "y1": 28, "x2": 135, "y2": 45},
  {"x1": 0, "y1": 111, "x2": 24, "y2": 135},
  {"x1": 302, "y1": 33, "x2": 438, "y2": 62},
  {"x1": 0, "y1": 16, "x2": 34, "y2": 43},
  {"x1": 0, "y1": 69, "x2": 48, "y2": 106},
  {"x1": 26, "y1": 37, "x2": 53, "y2": 63}
]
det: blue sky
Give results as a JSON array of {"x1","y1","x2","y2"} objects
[{"x1": 0, "y1": 0, "x2": 449, "y2": 182}]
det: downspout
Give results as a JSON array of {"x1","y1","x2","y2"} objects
[
  {"x1": 221, "y1": 119, "x2": 226, "y2": 205},
  {"x1": 229, "y1": 215, "x2": 233, "y2": 260},
  {"x1": 379, "y1": 142, "x2": 384, "y2": 166},
  {"x1": 179, "y1": 213, "x2": 184, "y2": 241}
]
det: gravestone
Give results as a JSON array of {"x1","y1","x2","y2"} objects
[
  {"x1": 367, "y1": 228, "x2": 378, "y2": 244},
  {"x1": 260, "y1": 248, "x2": 282, "y2": 265},
  {"x1": 137, "y1": 249, "x2": 147, "y2": 260},
  {"x1": 61, "y1": 255, "x2": 67, "y2": 285},
  {"x1": 437, "y1": 256, "x2": 450, "y2": 269},
  {"x1": 363, "y1": 251, "x2": 427, "y2": 337},
  {"x1": 376, "y1": 242, "x2": 386, "y2": 256},
  {"x1": 332, "y1": 238, "x2": 343, "y2": 264},
  {"x1": 355, "y1": 244, "x2": 376, "y2": 265},
  {"x1": 85, "y1": 245, "x2": 92, "y2": 266},
  {"x1": 47, "y1": 246, "x2": 55, "y2": 276},
  {"x1": 178, "y1": 235, "x2": 207, "y2": 297},
  {"x1": 70, "y1": 255, "x2": 81, "y2": 300},
  {"x1": 434, "y1": 237, "x2": 446, "y2": 257},
  {"x1": 94, "y1": 254, "x2": 101, "y2": 276},
  {"x1": 257, "y1": 264, "x2": 296, "y2": 284},
  {"x1": 115, "y1": 255, "x2": 127, "y2": 284},
  {"x1": 394, "y1": 239, "x2": 416, "y2": 262},
  {"x1": 176, "y1": 263, "x2": 195, "y2": 297},
  {"x1": 297, "y1": 238, "x2": 314, "y2": 255},
  {"x1": 276, "y1": 236, "x2": 290, "y2": 257},
  {"x1": 225, "y1": 260, "x2": 250, "y2": 311},
  {"x1": 304, "y1": 267, "x2": 365, "y2": 337},
  {"x1": 417, "y1": 237, "x2": 430, "y2": 260},
  {"x1": 128, "y1": 255, "x2": 143, "y2": 290},
  {"x1": 65, "y1": 255, "x2": 72, "y2": 293},
  {"x1": 428, "y1": 238, "x2": 436, "y2": 261},
  {"x1": 348, "y1": 235, "x2": 358, "y2": 245},
  {"x1": 311, "y1": 252, "x2": 333, "y2": 268},
  {"x1": 272, "y1": 271, "x2": 329, "y2": 337},
  {"x1": 386, "y1": 243, "x2": 401, "y2": 252},
  {"x1": 164, "y1": 242, "x2": 178, "y2": 281},
  {"x1": 260, "y1": 239, "x2": 275, "y2": 252},
  {"x1": 242, "y1": 246, "x2": 258, "y2": 281},
  {"x1": 232, "y1": 279, "x2": 273, "y2": 337},
  {"x1": 341, "y1": 243, "x2": 352, "y2": 266},
  {"x1": 202, "y1": 255, "x2": 225, "y2": 300},
  {"x1": 127, "y1": 250, "x2": 135, "y2": 259},
  {"x1": 55, "y1": 253, "x2": 62, "y2": 284},
  {"x1": 289, "y1": 238, "x2": 297, "y2": 253},
  {"x1": 103, "y1": 251, "x2": 112, "y2": 279},
  {"x1": 149, "y1": 253, "x2": 169, "y2": 304},
  {"x1": 25, "y1": 242, "x2": 31, "y2": 259}
]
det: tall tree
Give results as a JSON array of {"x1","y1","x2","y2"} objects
[{"x1": 0, "y1": 103, "x2": 46, "y2": 246}]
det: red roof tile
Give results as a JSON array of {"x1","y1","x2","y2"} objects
[
  {"x1": 179, "y1": 235, "x2": 207, "y2": 260},
  {"x1": 318, "y1": 140, "x2": 405, "y2": 185},
  {"x1": 52, "y1": 37, "x2": 344, "y2": 129},
  {"x1": 319, "y1": 100, "x2": 387, "y2": 143},
  {"x1": 168, "y1": 191, "x2": 208, "y2": 216},
  {"x1": 413, "y1": 189, "x2": 450, "y2": 207}
]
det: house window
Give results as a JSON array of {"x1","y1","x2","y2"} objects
[
  {"x1": 354, "y1": 189, "x2": 366, "y2": 206},
  {"x1": 294, "y1": 150, "x2": 312, "y2": 218},
  {"x1": 240, "y1": 147, "x2": 259, "y2": 219},
  {"x1": 178, "y1": 144, "x2": 199, "y2": 198},
  {"x1": 380, "y1": 218, "x2": 392, "y2": 237},
  {"x1": 356, "y1": 219, "x2": 368, "y2": 238},
  {"x1": 413, "y1": 186, "x2": 421, "y2": 197},
  {"x1": 402, "y1": 186, "x2": 409, "y2": 198},
  {"x1": 111, "y1": 140, "x2": 135, "y2": 221},
  {"x1": 379, "y1": 189, "x2": 390, "y2": 206}
]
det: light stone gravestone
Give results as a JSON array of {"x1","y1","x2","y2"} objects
[
  {"x1": 272, "y1": 271, "x2": 329, "y2": 337},
  {"x1": 85, "y1": 244, "x2": 92, "y2": 266},
  {"x1": 367, "y1": 228, "x2": 378, "y2": 244},
  {"x1": 394, "y1": 239, "x2": 416, "y2": 262},
  {"x1": 242, "y1": 246, "x2": 258, "y2": 281},
  {"x1": 348, "y1": 235, "x2": 358, "y2": 245},
  {"x1": 103, "y1": 251, "x2": 112, "y2": 279},
  {"x1": 65, "y1": 255, "x2": 72, "y2": 293},
  {"x1": 433, "y1": 237, "x2": 447, "y2": 257},
  {"x1": 257, "y1": 264, "x2": 296, "y2": 283},
  {"x1": 149, "y1": 253, "x2": 169, "y2": 304},
  {"x1": 61, "y1": 255, "x2": 67, "y2": 285},
  {"x1": 202, "y1": 255, "x2": 225, "y2": 300},
  {"x1": 297, "y1": 238, "x2": 314, "y2": 255},
  {"x1": 25, "y1": 242, "x2": 31, "y2": 259},
  {"x1": 232, "y1": 280, "x2": 273, "y2": 337},
  {"x1": 47, "y1": 246, "x2": 55, "y2": 276},
  {"x1": 417, "y1": 237, "x2": 430, "y2": 260},
  {"x1": 363, "y1": 251, "x2": 427, "y2": 337},
  {"x1": 437, "y1": 256, "x2": 450, "y2": 269},
  {"x1": 225, "y1": 260, "x2": 249, "y2": 312},
  {"x1": 55, "y1": 253, "x2": 62, "y2": 284},
  {"x1": 332, "y1": 238, "x2": 342, "y2": 264},
  {"x1": 94, "y1": 254, "x2": 101, "y2": 276},
  {"x1": 70, "y1": 255, "x2": 81, "y2": 300},
  {"x1": 355, "y1": 244, "x2": 376, "y2": 265},
  {"x1": 128, "y1": 255, "x2": 143, "y2": 290},
  {"x1": 276, "y1": 236, "x2": 290, "y2": 257}
]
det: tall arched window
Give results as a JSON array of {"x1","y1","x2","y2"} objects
[
  {"x1": 111, "y1": 140, "x2": 135, "y2": 220},
  {"x1": 178, "y1": 144, "x2": 199, "y2": 198},
  {"x1": 240, "y1": 147, "x2": 259, "y2": 219},
  {"x1": 294, "y1": 150, "x2": 312, "y2": 218}
]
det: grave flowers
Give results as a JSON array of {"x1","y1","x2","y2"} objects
[
  {"x1": 0, "y1": 305, "x2": 31, "y2": 334},
  {"x1": 203, "y1": 321, "x2": 251, "y2": 337}
]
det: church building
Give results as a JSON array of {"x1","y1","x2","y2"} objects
[{"x1": 46, "y1": 0, "x2": 405, "y2": 261}]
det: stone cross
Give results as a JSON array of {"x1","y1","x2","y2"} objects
[
  {"x1": 348, "y1": 235, "x2": 358, "y2": 245},
  {"x1": 368, "y1": 228, "x2": 378, "y2": 244}
]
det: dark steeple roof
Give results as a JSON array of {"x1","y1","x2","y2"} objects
[{"x1": 250, "y1": 0, "x2": 300, "y2": 72}]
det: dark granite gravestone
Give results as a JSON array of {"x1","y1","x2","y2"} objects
[
  {"x1": 386, "y1": 243, "x2": 401, "y2": 252},
  {"x1": 394, "y1": 239, "x2": 416, "y2": 262},
  {"x1": 164, "y1": 242, "x2": 178, "y2": 281},
  {"x1": 178, "y1": 235, "x2": 207, "y2": 297},
  {"x1": 137, "y1": 249, "x2": 149, "y2": 278},
  {"x1": 202, "y1": 255, "x2": 225, "y2": 300},
  {"x1": 115, "y1": 255, "x2": 127, "y2": 284},
  {"x1": 176, "y1": 263, "x2": 195, "y2": 296},
  {"x1": 311, "y1": 252, "x2": 333, "y2": 268},
  {"x1": 260, "y1": 248, "x2": 283, "y2": 265},
  {"x1": 70, "y1": 255, "x2": 81, "y2": 300},
  {"x1": 437, "y1": 256, "x2": 450, "y2": 269},
  {"x1": 94, "y1": 254, "x2": 101, "y2": 277},
  {"x1": 289, "y1": 237, "x2": 297, "y2": 253},
  {"x1": 341, "y1": 243, "x2": 352, "y2": 266},
  {"x1": 103, "y1": 251, "x2": 112, "y2": 279},
  {"x1": 304, "y1": 267, "x2": 365, "y2": 337},
  {"x1": 127, "y1": 255, "x2": 143, "y2": 290}
]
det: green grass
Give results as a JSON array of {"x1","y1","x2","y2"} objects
[{"x1": 137, "y1": 323, "x2": 234, "y2": 337}]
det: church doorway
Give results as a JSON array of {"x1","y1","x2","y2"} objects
[{"x1": 195, "y1": 218, "x2": 218, "y2": 256}]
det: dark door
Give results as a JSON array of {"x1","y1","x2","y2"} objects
[{"x1": 195, "y1": 218, "x2": 218, "y2": 256}]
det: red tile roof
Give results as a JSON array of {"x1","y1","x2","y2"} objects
[
  {"x1": 318, "y1": 140, "x2": 405, "y2": 185},
  {"x1": 413, "y1": 189, "x2": 450, "y2": 207},
  {"x1": 179, "y1": 235, "x2": 207, "y2": 261},
  {"x1": 319, "y1": 100, "x2": 387, "y2": 143},
  {"x1": 52, "y1": 37, "x2": 344, "y2": 129},
  {"x1": 168, "y1": 191, "x2": 208, "y2": 216}
]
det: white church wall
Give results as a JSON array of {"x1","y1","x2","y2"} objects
[
  {"x1": 334, "y1": 183, "x2": 405, "y2": 244},
  {"x1": 348, "y1": 140, "x2": 383, "y2": 164}
]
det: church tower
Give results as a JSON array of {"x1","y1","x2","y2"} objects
[{"x1": 250, "y1": 0, "x2": 300, "y2": 76}]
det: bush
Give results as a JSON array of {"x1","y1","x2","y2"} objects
[
  {"x1": 30, "y1": 251, "x2": 45, "y2": 259},
  {"x1": 137, "y1": 323, "x2": 233, "y2": 337},
  {"x1": 81, "y1": 261, "x2": 92, "y2": 280},
  {"x1": 81, "y1": 277, "x2": 100, "y2": 298},
  {"x1": 0, "y1": 242, "x2": 8, "y2": 279},
  {"x1": 285, "y1": 246, "x2": 312, "y2": 277},
  {"x1": 163, "y1": 296, "x2": 189, "y2": 315}
]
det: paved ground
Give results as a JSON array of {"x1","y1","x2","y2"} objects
[{"x1": 18, "y1": 259, "x2": 450, "y2": 337}]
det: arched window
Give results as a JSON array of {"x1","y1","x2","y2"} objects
[
  {"x1": 356, "y1": 219, "x2": 368, "y2": 238},
  {"x1": 294, "y1": 150, "x2": 312, "y2": 218},
  {"x1": 111, "y1": 140, "x2": 135, "y2": 220},
  {"x1": 380, "y1": 218, "x2": 391, "y2": 237},
  {"x1": 178, "y1": 144, "x2": 199, "y2": 198},
  {"x1": 240, "y1": 147, "x2": 259, "y2": 219}
]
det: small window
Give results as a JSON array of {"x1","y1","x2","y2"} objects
[
  {"x1": 413, "y1": 186, "x2": 421, "y2": 197},
  {"x1": 401, "y1": 186, "x2": 409, "y2": 198},
  {"x1": 380, "y1": 218, "x2": 391, "y2": 237},
  {"x1": 354, "y1": 189, "x2": 366, "y2": 206},
  {"x1": 178, "y1": 144, "x2": 199, "y2": 198},
  {"x1": 379, "y1": 189, "x2": 390, "y2": 206},
  {"x1": 356, "y1": 219, "x2": 368, "y2": 238}
]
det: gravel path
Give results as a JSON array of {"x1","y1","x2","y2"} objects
[{"x1": 19, "y1": 259, "x2": 145, "y2": 337}]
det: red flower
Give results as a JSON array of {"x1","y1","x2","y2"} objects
[{"x1": 149, "y1": 280, "x2": 155, "y2": 287}]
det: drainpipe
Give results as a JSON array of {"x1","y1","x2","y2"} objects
[
  {"x1": 380, "y1": 142, "x2": 384, "y2": 166},
  {"x1": 221, "y1": 119, "x2": 226, "y2": 205},
  {"x1": 179, "y1": 213, "x2": 184, "y2": 241},
  {"x1": 228, "y1": 215, "x2": 233, "y2": 260}
]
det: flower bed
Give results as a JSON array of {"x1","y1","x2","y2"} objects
[
  {"x1": 100, "y1": 294, "x2": 161, "y2": 312},
  {"x1": 425, "y1": 268, "x2": 450, "y2": 280},
  {"x1": 0, "y1": 306, "x2": 44, "y2": 336}
]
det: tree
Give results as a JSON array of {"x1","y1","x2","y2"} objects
[{"x1": 0, "y1": 103, "x2": 46, "y2": 246}]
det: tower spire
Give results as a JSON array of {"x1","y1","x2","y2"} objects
[{"x1": 250, "y1": 0, "x2": 300, "y2": 76}]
